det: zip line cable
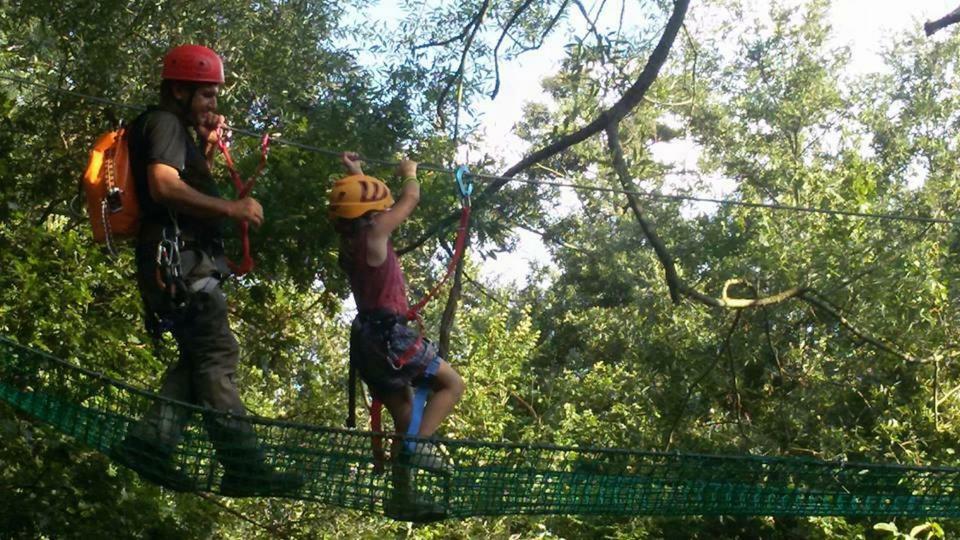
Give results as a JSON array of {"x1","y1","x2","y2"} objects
[
  {"x1": 480, "y1": 175, "x2": 959, "y2": 226},
  {"x1": 3, "y1": 72, "x2": 958, "y2": 226}
]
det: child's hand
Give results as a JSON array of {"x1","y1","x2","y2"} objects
[
  {"x1": 396, "y1": 159, "x2": 417, "y2": 178},
  {"x1": 341, "y1": 152, "x2": 364, "y2": 175}
]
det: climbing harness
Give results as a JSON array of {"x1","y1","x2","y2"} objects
[{"x1": 155, "y1": 216, "x2": 186, "y2": 306}]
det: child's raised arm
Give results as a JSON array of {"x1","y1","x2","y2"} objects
[{"x1": 371, "y1": 159, "x2": 420, "y2": 237}]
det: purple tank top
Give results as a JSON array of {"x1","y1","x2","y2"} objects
[{"x1": 344, "y1": 227, "x2": 409, "y2": 315}]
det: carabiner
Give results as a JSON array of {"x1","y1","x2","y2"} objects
[{"x1": 455, "y1": 164, "x2": 473, "y2": 202}]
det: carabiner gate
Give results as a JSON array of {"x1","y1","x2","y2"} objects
[{"x1": 455, "y1": 164, "x2": 473, "y2": 205}]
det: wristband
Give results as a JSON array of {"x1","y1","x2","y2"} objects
[{"x1": 402, "y1": 175, "x2": 418, "y2": 186}]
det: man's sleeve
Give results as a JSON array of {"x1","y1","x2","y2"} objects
[{"x1": 143, "y1": 112, "x2": 187, "y2": 172}]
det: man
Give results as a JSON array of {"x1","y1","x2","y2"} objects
[{"x1": 113, "y1": 44, "x2": 301, "y2": 497}]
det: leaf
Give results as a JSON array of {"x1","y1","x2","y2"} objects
[
  {"x1": 908, "y1": 523, "x2": 931, "y2": 538},
  {"x1": 874, "y1": 522, "x2": 899, "y2": 534}
]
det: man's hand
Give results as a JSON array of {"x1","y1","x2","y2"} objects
[
  {"x1": 197, "y1": 113, "x2": 227, "y2": 157},
  {"x1": 228, "y1": 197, "x2": 264, "y2": 228},
  {"x1": 396, "y1": 159, "x2": 417, "y2": 179},
  {"x1": 341, "y1": 152, "x2": 364, "y2": 175}
]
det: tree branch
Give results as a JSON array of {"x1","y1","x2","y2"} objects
[
  {"x1": 464, "y1": 270, "x2": 514, "y2": 310},
  {"x1": 513, "y1": 0, "x2": 573, "y2": 54},
  {"x1": 398, "y1": 0, "x2": 690, "y2": 255},
  {"x1": 925, "y1": 5, "x2": 960, "y2": 36},
  {"x1": 606, "y1": 121, "x2": 683, "y2": 304},
  {"x1": 489, "y1": 202, "x2": 587, "y2": 253},
  {"x1": 663, "y1": 311, "x2": 742, "y2": 451},
  {"x1": 606, "y1": 121, "x2": 921, "y2": 364},
  {"x1": 197, "y1": 493, "x2": 288, "y2": 539},
  {"x1": 573, "y1": 0, "x2": 608, "y2": 55},
  {"x1": 511, "y1": 391, "x2": 541, "y2": 423},
  {"x1": 799, "y1": 291, "x2": 921, "y2": 363},
  {"x1": 491, "y1": 0, "x2": 538, "y2": 99},
  {"x1": 727, "y1": 325, "x2": 751, "y2": 444},
  {"x1": 438, "y1": 242, "x2": 466, "y2": 359},
  {"x1": 436, "y1": 0, "x2": 491, "y2": 129},
  {"x1": 414, "y1": 29, "x2": 472, "y2": 51}
]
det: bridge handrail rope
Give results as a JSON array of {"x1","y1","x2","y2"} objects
[
  {"x1": 3, "y1": 336, "x2": 960, "y2": 521},
  {"x1": 2, "y1": 72, "x2": 956, "y2": 226}
]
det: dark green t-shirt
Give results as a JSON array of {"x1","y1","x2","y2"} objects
[{"x1": 128, "y1": 106, "x2": 224, "y2": 246}]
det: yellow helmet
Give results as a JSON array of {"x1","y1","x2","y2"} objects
[{"x1": 327, "y1": 174, "x2": 395, "y2": 219}]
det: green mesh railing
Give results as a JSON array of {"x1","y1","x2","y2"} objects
[{"x1": 2, "y1": 336, "x2": 959, "y2": 522}]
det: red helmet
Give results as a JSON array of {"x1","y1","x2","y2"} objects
[{"x1": 161, "y1": 45, "x2": 224, "y2": 84}]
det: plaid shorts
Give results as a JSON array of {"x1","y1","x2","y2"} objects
[{"x1": 350, "y1": 311, "x2": 439, "y2": 398}]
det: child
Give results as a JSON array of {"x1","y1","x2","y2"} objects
[{"x1": 329, "y1": 152, "x2": 465, "y2": 473}]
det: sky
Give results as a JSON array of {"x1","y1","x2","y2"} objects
[
  {"x1": 363, "y1": 1, "x2": 960, "y2": 286},
  {"x1": 476, "y1": 0, "x2": 960, "y2": 286}
]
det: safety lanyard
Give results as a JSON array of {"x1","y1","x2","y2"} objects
[{"x1": 215, "y1": 128, "x2": 270, "y2": 276}]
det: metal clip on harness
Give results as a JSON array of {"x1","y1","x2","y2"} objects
[{"x1": 155, "y1": 218, "x2": 186, "y2": 309}]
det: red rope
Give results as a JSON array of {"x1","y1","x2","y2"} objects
[
  {"x1": 215, "y1": 130, "x2": 270, "y2": 276},
  {"x1": 406, "y1": 205, "x2": 472, "y2": 319},
  {"x1": 370, "y1": 397, "x2": 386, "y2": 473},
  {"x1": 393, "y1": 204, "x2": 471, "y2": 369}
]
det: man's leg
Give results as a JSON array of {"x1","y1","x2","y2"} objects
[
  {"x1": 114, "y1": 351, "x2": 198, "y2": 491},
  {"x1": 127, "y1": 354, "x2": 195, "y2": 449},
  {"x1": 183, "y1": 285, "x2": 302, "y2": 496}
]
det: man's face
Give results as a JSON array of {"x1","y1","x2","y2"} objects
[
  {"x1": 173, "y1": 82, "x2": 219, "y2": 127},
  {"x1": 189, "y1": 84, "x2": 220, "y2": 127}
]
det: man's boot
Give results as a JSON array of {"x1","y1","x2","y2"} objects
[
  {"x1": 216, "y1": 439, "x2": 304, "y2": 497},
  {"x1": 219, "y1": 462, "x2": 305, "y2": 497},
  {"x1": 109, "y1": 436, "x2": 196, "y2": 492}
]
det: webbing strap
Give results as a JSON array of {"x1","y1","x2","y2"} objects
[
  {"x1": 367, "y1": 355, "x2": 441, "y2": 467},
  {"x1": 346, "y1": 363, "x2": 357, "y2": 429},
  {"x1": 214, "y1": 129, "x2": 270, "y2": 276}
]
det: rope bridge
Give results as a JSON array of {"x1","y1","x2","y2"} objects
[{"x1": 2, "y1": 337, "x2": 959, "y2": 522}]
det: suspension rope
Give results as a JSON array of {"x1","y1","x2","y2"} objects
[{"x1": 2, "y1": 72, "x2": 958, "y2": 226}]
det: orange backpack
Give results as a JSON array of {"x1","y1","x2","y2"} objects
[{"x1": 81, "y1": 128, "x2": 140, "y2": 246}]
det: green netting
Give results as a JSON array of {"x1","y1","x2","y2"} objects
[{"x1": 2, "y1": 336, "x2": 959, "y2": 522}]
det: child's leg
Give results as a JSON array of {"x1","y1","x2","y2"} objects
[
  {"x1": 417, "y1": 360, "x2": 464, "y2": 437},
  {"x1": 379, "y1": 387, "x2": 414, "y2": 450}
]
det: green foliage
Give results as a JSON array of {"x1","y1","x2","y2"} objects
[
  {"x1": 875, "y1": 521, "x2": 945, "y2": 540},
  {"x1": 3, "y1": 0, "x2": 960, "y2": 537}
]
